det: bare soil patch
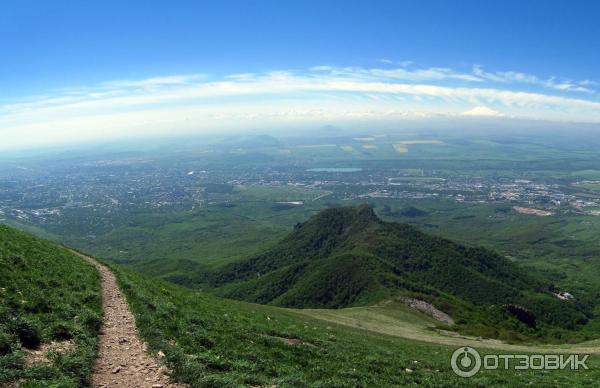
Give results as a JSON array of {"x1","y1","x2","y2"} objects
[
  {"x1": 400, "y1": 297, "x2": 455, "y2": 325},
  {"x1": 24, "y1": 340, "x2": 75, "y2": 366}
]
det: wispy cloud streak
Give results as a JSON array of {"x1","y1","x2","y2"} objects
[{"x1": 1, "y1": 64, "x2": 599, "y2": 149}]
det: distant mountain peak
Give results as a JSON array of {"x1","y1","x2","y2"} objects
[{"x1": 299, "y1": 205, "x2": 378, "y2": 232}]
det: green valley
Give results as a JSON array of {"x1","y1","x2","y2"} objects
[{"x1": 4, "y1": 131, "x2": 600, "y2": 386}]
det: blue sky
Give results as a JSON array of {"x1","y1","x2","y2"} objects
[{"x1": 2, "y1": 0, "x2": 600, "y2": 149}]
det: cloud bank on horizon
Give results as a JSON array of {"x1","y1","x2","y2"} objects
[{"x1": 2, "y1": 62, "x2": 600, "y2": 150}]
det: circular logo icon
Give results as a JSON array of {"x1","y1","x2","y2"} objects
[{"x1": 451, "y1": 347, "x2": 482, "y2": 377}]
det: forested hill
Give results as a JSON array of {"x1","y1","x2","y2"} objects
[{"x1": 208, "y1": 205, "x2": 590, "y2": 333}]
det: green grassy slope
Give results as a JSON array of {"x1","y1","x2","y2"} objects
[
  {"x1": 0, "y1": 225, "x2": 102, "y2": 387},
  {"x1": 112, "y1": 264, "x2": 600, "y2": 387},
  {"x1": 296, "y1": 302, "x2": 600, "y2": 353}
]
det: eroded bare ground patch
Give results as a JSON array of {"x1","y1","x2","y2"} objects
[
  {"x1": 399, "y1": 297, "x2": 455, "y2": 325},
  {"x1": 263, "y1": 334, "x2": 318, "y2": 348},
  {"x1": 24, "y1": 340, "x2": 76, "y2": 366},
  {"x1": 74, "y1": 252, "x2": 185, "y2": 388}
]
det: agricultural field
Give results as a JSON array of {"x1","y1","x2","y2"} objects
[
  {"x1": 235, "y1": 185, "x2": 331, "y2": 202},
  {"x1": 393, "y1": 143, "x2": 409, "y2": 153},
  {"x1": 573, "y1": 181, "x2": 600, "y2": 192}
]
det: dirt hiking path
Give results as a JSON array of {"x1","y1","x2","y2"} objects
[{"x1": 75, "y1": 252, "x2": 184, "y2": 388}]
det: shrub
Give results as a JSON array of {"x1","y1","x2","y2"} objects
[
  {"x1": 0, "y1": 332, "x2": 14, "y2": 356},
  {"x1": 10, "y1": 317, "x2": 41, "y2": 349},
  {"x1": 50, "y1": 322, "x2": 75, "y2": 341}
]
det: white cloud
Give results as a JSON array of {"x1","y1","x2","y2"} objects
[
  {"x1": 318, "y1": 66, "x2": 482, "y2": 83},
  {"x1": 2, "y1": 64, "x2": 600, "y2": 150},
  {"x1": 100, "y1": 74, "x2": 207, "y2": 89},
  {"x1": 472, "y1": 65, "x2": 596, "y2": 94}
]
